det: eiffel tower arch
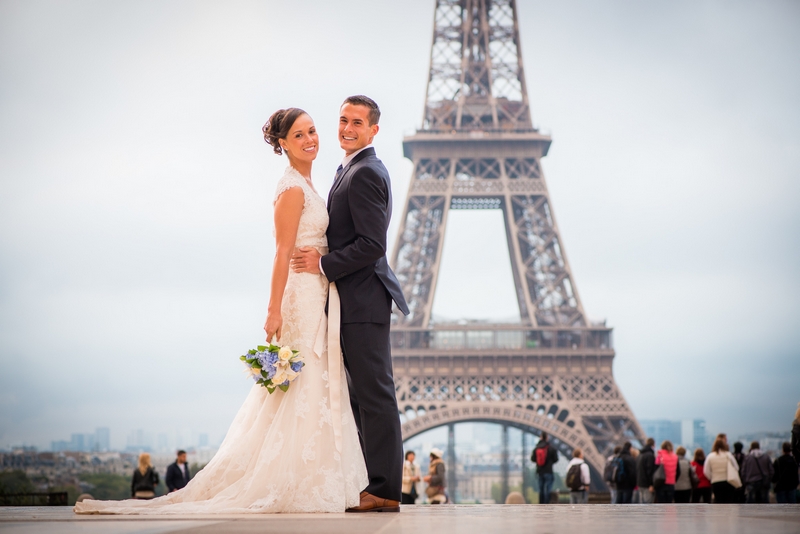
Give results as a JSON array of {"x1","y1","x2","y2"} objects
[{"x1": 389, "y1": 0, "x2": 645, "y2": 491}]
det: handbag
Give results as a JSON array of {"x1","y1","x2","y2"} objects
[
  {"x1": 426, "y1": 485, "x2": 444, "y2": 498},
  {"x1": 653, "y1": 463, "x2": 667, "y2": 489},
  {"x1": 726, "y1": 453, "x2": 743, "y2": 489}
]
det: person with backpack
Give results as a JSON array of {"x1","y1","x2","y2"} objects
[
  {"x1": 532, "y1": 432, "x2": 559, "y2": 504},
  {"x1": 613, "y1": 442, "x2": 638, "y2": 504},
  {"x1": 636, "y1": 438, "x2": 657, "y2": 503},
  {"x1": 566, "y1": 448, "x2": 591, "y2": 504},
  {"x1": 604, "y1": 446, "x2": 622, "y2": 504},
  {"x1": 674, "y1": 446, "x2": 697, "y2": 503},
  {"x1": 741, "y1": 441, "x2": 773, "y2": 503}
]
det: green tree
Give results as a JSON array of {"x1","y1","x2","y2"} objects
[
  {"x1": 79, "y1": 474, "x2": 131, "y2": 501},
  {"x1": 0, "y1": 470, "x2": 34, "y2": 494}
]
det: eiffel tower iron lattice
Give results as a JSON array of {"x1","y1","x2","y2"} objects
[{"x1": 390, "y1": 0, "x2": 645, "y2": 488}]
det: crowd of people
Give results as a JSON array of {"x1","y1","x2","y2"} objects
[{"x1": 601, "y1": 405, "x2": 800, "y2": 504}]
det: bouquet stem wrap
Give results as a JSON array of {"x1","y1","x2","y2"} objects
[{"x1": 314, "y1": 281, "x2": 343, "y2": 454}]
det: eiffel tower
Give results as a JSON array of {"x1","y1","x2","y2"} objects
[{"x1": 390, "y1": 0, "x2": 645, "y2": 497}]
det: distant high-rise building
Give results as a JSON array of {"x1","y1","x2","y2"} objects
[
  {"x1": 51, "y1": 440, "x2": 70, "y2": 452},
  {"x1": 95, "y1": 427, "x2": 110, "y2": 452},
  {"x1": 157, "y1": 433, "x2": 169, "y2": 453},
  {"x1": 70, "y1": 433, "x2": 85, "y2": 452},
  {"x1": 639, "y1": 420, "x2": 682, "y2": 448},
  {"x1": 198, "y1": 433, "x2": 209, "y2": 448}
]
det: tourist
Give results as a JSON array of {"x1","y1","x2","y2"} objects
[
  {"x1": 703, "y1": 437, "x2": 740, "y2": 503},
  {"x1": 604, "y1": 445, "x2": 622, "y2": 504},
  {"x1": 165, "y1": 450, "x2": 191, "y2": 493},
  {"x1": 732, "y1": 441, "x2": 746, "y2": 503},
  {"x1": 401, "y1": 451, "x2": 421, "y2": 504},
  {"x1": 691, "y1": 448, "x2": 712, "y2": 503},
  {"x1": 566, "y1": 448, "x2": 591, "y2": 504},
  {"x1": 772, "y1": 442, "x2": 799, "y2": 504},
  {"x1": 423, "y1": 448, "x2": 447, "y2": 504},
  {"x1": 654, "y1": 440, "x2": 678, "y2": 503},
  {"x1": 532, "y1": 432, "x2": 559, "y2": 504},
  {"x1": 741, "y1": 441, "x2": 773, "y2": 503},
  {"x1": 131, "y1": 453, "x2": 159, "y2": 499},
  {"x1": 614, "y1": 442, "x2": 638, "y2": 504},
  {"x1": 636, "y1": 438, "x2": 656, "y2": 504},
  {"x1": 630, "y1": 448, "x2": 640, "y2": 503},
  {"x1": 674, "y1": 446, "x2": 696, "y2": 503},
  {"x1": 792, "y1": 403, "x2": 800, "y2": 464}
]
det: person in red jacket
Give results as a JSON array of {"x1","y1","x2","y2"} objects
[{"x1": 691, "y1": 448, "x2": 712, "y2": 503}]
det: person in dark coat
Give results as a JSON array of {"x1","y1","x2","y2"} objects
[
  {"x1": 532, "y1": 432, "x2": 559, "y2": 504},
  {"x1": 614, "y1": 442, "x2": 638, "y2": 504},
  {"x1": 773, "y1": 442, "x2": 799, "y2": 504},
  {"x1": 741, "y1": 441, "x2": 773, "y2": 503},
  {"x1": 131, "y1": 452, "x2": 159, "y2": 499},
  {"x1": 792, "y1": 403, "x2": 800, "y2": 464},
  {"x1": 165, "y1": 450, "x2": 192, "y2": 493},
  {"x1": 636, "y1": 438, "x2": 656, "y2": 503},
  {"x1": 731, "y1": 441, "x2": 747, "y2": 503}
]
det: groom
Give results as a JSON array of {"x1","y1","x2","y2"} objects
[{"x1": 292, "y1": 95, "x2": 410, "y2": 512}]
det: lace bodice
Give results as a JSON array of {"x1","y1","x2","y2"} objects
[{"x1": 274, "y1": 167, "x2": 328, "y2": 250}]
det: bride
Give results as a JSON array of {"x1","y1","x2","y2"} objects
[{"x1": 74, "y1": 108, "x2": 368, "y2": 514}]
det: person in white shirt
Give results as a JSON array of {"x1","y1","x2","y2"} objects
[
  {"x1": 401, "y1": 451, "x2": 421, "y2": 504},
  {"x1": 566, "y1": 448, "x2": 591, "y2": 504}
]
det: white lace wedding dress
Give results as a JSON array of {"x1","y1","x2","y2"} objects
[{"x1": 75, "y1": 167, "x2": 368, "y2": 514}]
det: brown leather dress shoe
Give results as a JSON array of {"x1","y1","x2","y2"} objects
[{"x1": 346, "y1": 492, "x2": 400, "y2": 513}]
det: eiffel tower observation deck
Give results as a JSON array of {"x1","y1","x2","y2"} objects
[{"x1": 390, "y1": 0, "x2": 645, "y2": 496}]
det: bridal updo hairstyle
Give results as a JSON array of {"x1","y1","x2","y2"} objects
[{"x1": 263, "y1": 107, "x2": 307, "y2": 155}]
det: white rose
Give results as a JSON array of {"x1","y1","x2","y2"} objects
[{"x1": 278, "y1": 346, "x2": 293, "y2": 362}]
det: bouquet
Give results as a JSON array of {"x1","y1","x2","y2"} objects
[{"x1": 240, "y1": 342, "x2": 304, "y2": 393}]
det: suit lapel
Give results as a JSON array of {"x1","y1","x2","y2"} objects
[{"x1": 327, "y1": 147, "x2": 376, "y2": 206}]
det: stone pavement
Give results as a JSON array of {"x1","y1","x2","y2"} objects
[{"x1": 1, "y1": 505, "x2": 799, "y2": 534}]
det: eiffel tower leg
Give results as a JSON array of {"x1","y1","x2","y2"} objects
[
  {"x1": 501, "y1": 424, "x2": 509, "y2": 503},
  {"x1": 447, "y1": 422, "x2": 456, "y2": 502}
]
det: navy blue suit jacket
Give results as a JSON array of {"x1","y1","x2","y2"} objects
[{"x1": 322, "y1": 147, "x2": 409, "y2": 323}]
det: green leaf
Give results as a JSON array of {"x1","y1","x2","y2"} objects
[
  {"x1": 278, "y1": 384, "x2": 289, "y2": 392},
  {"x1": 248, "y1": 349, "x2": 257, "y2": 355},
  {"x1": 268, "y1": 344, "x2": 280, "y2": 352},
  {"x1": 261, "y1": 370, "x2": 268, "y2": 378},
  {"x1": 267, "y1": 386, "x2": 276, "y2": 394},
  {"x1": 239, "y1": 355, "x2": 246, "y2": 361},
  {"x1": 251, "y1": 362, "x2": 262, "y2": 369},
  {"x1": 256, "y1": 345, "x2": 268, "y2": 352}
]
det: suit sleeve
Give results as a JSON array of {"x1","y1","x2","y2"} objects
[
  {"x1": 165, "y1": 465, "x2": 175, "y2": 491},
  {"x1": 321, "y1": 166, "x2": 389, "y2": 281}
]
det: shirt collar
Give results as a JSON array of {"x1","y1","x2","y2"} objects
[{"x1": 341, "y1": 144, "x2": 373, "y2": 169}]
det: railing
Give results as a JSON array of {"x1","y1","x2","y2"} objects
[
  {"x1": 390, "y1": 326, "x2": 612, "y2": 352},
  {"x1": 0, "y1": 492, "x2": 69, "y2": 506}
]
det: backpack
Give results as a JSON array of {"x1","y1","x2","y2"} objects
[
  {"x1": 611, "y1": 456, "x2": 626, "y2": 484},
  {"x1": 535, "y1": 446, "x2": 549, "y2": 467},
  {"x1": 603, "y1": 457, "x2": 615, "y2": 483},
  {"x1": 566, "y1": 463, "x2": 584, "y2": 491}
]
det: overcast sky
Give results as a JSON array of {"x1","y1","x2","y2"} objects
[{"x1": 1, "y1": 0, "x2": 798, "y2": 450}]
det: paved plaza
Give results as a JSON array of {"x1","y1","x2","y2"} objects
[{"x1": 1, "y1": 505, "x2": 799, "y2": 534}]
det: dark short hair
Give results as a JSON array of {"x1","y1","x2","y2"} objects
[
  {"x1": 342, "y1": 95, "x2": 380, "y2": 125},
  {"x1": 783, "y1": 441, "x2": 791, "y2": 454},
  {"x1": 263, "y1": 107, "x2": 308, "y2": 155},
  {"x1": 177, "y1": 450, "x2": 187, "y2": 456},
  {"x1": 540, "y1": 432, "x2": 548, "y2": 441},
  {"x1": 613, "y1": 446, "x2": 622, "y2": 455},
  {"x1": 645, "y1": 437, "x2": 655, "y2": 447},
  {"x1": 405, "y1": 450, "x2": 415, "y2": 460},
  {"x1": 733, "y1": 441, "x2": 743, "y2": 453},
  {"x1": 750, "y1": 441, "x2": 760, "y2": 450},
  {"x1": 621, "y1": 441, "x2": 632, "y2": 454}
]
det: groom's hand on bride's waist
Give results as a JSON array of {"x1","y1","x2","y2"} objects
[{"x1": 291, "y1": 247, "x2": 322, "y2": 275}]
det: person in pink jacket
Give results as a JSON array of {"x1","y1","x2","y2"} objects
[{"x1": 655, "y1": 440, "x2": 679, "y2": 503}]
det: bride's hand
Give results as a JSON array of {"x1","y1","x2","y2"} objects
[{"x1": 264, "y1": 312, "x2": 282, "y2": 343}]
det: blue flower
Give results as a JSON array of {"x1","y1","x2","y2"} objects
[{"x1": 290, "y1": 361, "x2": 303, "y2": 373}]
